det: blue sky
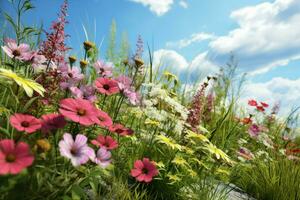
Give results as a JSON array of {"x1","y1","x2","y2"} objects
[{"x1": 1, "y1": 0, "x2": 300, "y2": 115}]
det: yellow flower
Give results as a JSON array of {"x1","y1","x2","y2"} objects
[
  {"x1": 172, "y1": 155, "x2": 189, "y2": 167},
  {"x1": 156, "y1": 135, "x2": 182, "y2": 151},
  {"x1": 187, "y1": 169, "x2": 197, "y2": 178},
  {"x1": 145, "y1": 118, "x2": 160, "y2": 126},
  {"x1": 0, "y1": 68, "x2": 45, "y2": 97},
  {"x1": 185, "y1": 130, "x2": 209, "y2": 142},
  {"x1": 203, "y1": 143, "x2": 233, "y2": 164},
  {"x1": 36, "y1": 139, "x2": 51, "y2": 152},
  {"x1": 163, "y1": 71, "x2": 178, "y2": 81},
  {"x1": 167, "y1": 173, "x2": 181, "y2": 184},
  {"x1": 182, "y1": 146, "x2": 195, "y2": 155},
  {"x1": 154, "y1": 161, "x2": 165, "y2": 169}
]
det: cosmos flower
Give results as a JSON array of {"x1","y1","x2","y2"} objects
[
  {"x1": 91, "y1": 135, "x2": 118, "y2": 150},
  {"x1": 1, "y1": 38, "x2": 31, "y2": 61},
  {"x1": 94, "y1": 60, "x2": 113, "y2": 77},
  {"x1": 59, "y1": 133, "x2": 95, "y2": 167},
  {"x1": 94, "y1": 77, "x2": 119, "y2": 95},
  {"x1": 95, "y1": 109, "x2": 113, "y2": 128},
  {"x1": 10, "y1": 113, "x2": 41, "y2": 134},
  {"x1": 0, "y1": 139, "x2": 34, "y2": 175},
  {"x1": 131, "y1": 158, "x2": 158, "y2": 183},
  {"x1": 26, "y1": 51, "x2": 46, "y2": 70},
  {"x1": 93, "y1": 147, "x2": 112, "y2": 168},
  {"x1": 248, "y1": 99, "x2": 258, "y2": 107},
  {"x1": 59, "y1": 98, "x2": 100, "y2": 126},
  {"x1": 109, "y1": 123, "x2": 134, "y2": 136},
  {"x1": 69, "y1": 85, "x2": 97, "y2": 102},
  {"x1": 248, "y1": 124, "x2": 260, "y2": 137},
  {"x1": 41, "y1": 113, "x2": 66, "y2": 134},
  {"x1": 59, "y1": 64, "x2": 84, "y2": 89}
]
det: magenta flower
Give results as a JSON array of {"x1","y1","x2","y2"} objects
[
  {"x1": 59, "y1": 133, "x2": 95, "y2": 167},
  {"x1": 59, "y1": 98, "x2": 100, "y2": 126},
  {"x1": 95, "y1": 77, "x2": 119, "y2": 95},
  {"x1": 248, "y1": 124, "x2": 260, "y2": 137},
  {"x1": 91, "y1": 135, "x2": 118, "y2": 150},
  {"x1": 94, "y1": 60, "x2": 113, "y2": 77},
  {"x1": 116, "y1": 75, "x2": 132, "y2": 91},
  {"x1": 70, "y1": 85, "x2": 97, "y2": 102},
  {"x1": 95, "y1": 109, "x2": 113, "y2": 128},
  {"x1": 1, "y1": 38, "x2": 31, "y2": 61},
  {"x1": 93, "y1": 147, "x2": 112, "y2": 168},
  {"x1": 0, "y1": 139, "x2": 34, "y2": 175},
  {"x1": 237, "y1": 147, "x2": 254, "y2": 160},
  {"x1": 109, "y1": 123, "x2": 134, "y2": 136},
  {"x1": 41, "y1": 113, "x2": 67, "y2": 134},
  {"x1": 10, "y1": 113, "x2": 41, "y2": 134},
  {"x1": 131, "y1": 158, "x2": 158, "y2": 183}
]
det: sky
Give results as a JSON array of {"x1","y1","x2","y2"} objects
[{"x1": 1, "y1": 0, "x2": 300, "y2": 115}]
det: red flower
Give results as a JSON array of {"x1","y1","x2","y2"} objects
[
  {"x1": 10, "y1": 114, "x2": 41, "y2": 134},
  {"x1": 41, "y1": 113, "x2": 67, "y2": 134},
  {"x1": 256, "y1": 105, "x2": 265, "y2": 112},
  {"x1": 131, "y1": 158, "x2": 158, "y2": 183},
  {"x1": 0, "y1": 139, "x2": 34, "y2": 175},
  {"x1": 95, "y1": 78, "x2": 119, "y2": 95},
  {"x1": 59, "y1": 98, "x2": 100, "y2": 126},
  {"x1": 109, "y1": 123, "x2": 134, "y2": 136},
  {"x1": 96, "y1": 110, "x2": 113, "y2": 128},
  {"x1": 260, "y1": 102, "x2": 269, "y2": 108},
  {"x1": 91, "y1": 135, "x2": 118, "y2": 150},
  {"x1": 248, "y1": 99, "x2": 258, "y2": 106},
  {"x1": 241, "y1": 117, "x2": 252, "y2": 125}
]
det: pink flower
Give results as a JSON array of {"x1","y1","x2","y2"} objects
[
  {"x1": 10, "y1": 114, "x2": 41, "y2": 134},
  {"x1": 59, "y1": 98, "x2": 100, "y2": 126},
  {"x1": 256, "y1": 106, "x2": 265, "y2": 112},
  {"x1": 123, "y1": 89, "x2": 140, "y2": 105},
  {"x1": 1, "y1": 38, "x2": 31, "y2": 61},
  {"x1": 96, "y1": 110, "x2": 113, "y2": 128},
  {"x1": 116, "y1": 75, "x2": 140, "y2": 105},
  {"x1": 70, "y1": 85, "x2": 97, "y2": 102},
  {"x1": 131, "y1": 158, "x2": 158, "y2": 183},
  {"x1": 91, "y1": 135, "x2": 118, "y2": 150},
  {"x1": 26, "y1": 51, "x2": 46, "y2": 69},
  {"x1": 59, "y1": 64, "x2": 84, "y2": 89},
  {"x1": 109, "y1": 124, "x2": 134, "y2": 136},
  {"x1": 95, "y1": 78, "x2": 119, "y2": 95},
  {"x1": 260, "y1": 102, "x2": 269, "y2": 108},
  {"x1": 0, "y1": 139, "x2": 34, "y2": 175},
  {"x1": 237, "y1": 147, "x2": 254, "y2": 160},
  {"x1": 248, "y1": 99, "x2": 258, "y2": 107},
  {"x1": 94, "y1": 60, "x2": 113, "y2": 77},
  {"x1": 59, "y1": 133, "x2": 95, "y2": 166},
  {"x1": 93, "y1": 147, "x2": 112, "y2": 168},
  {"x1": 248, "y1": 124, "x2": 260, "y2": 137},
  {"x1": 41, "y1": 113, "x2": 67, "y2": 134},
  {"x1": 116, "y1": 75, "x2": 132, "y2": 91}
]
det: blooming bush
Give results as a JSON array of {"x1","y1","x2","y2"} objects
[{"x1": 0, "y1": 1, "x2": 300, "y2": 200}]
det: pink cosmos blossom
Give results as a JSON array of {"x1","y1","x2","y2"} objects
[
  {"x1": 260, "y1": 102, "x2": 269, "y2": 108},
  {"x1": 93, "y1": 147, "x2": 112, "y2": 168},
  {"x1": 41, "y1": 113, "x2": 67, "y2": 134},
  {"x1": 116, "y1": 75, "x2": 140, "y2": 105},
  {"x1": 59, "y1": 133, "x2": 95, "y2": 166},
  {"x1": 26, "y1": 51, "x2": 46, "y2": 70},
  {"x1": 248, "y1": 124, "x2": 260, "y2": 137},
  {"x1": 10, "y1": 113, "x2": 41, "y2": 134},
  {"x1": 237, "y1": 147, "x2": 254, "y2": 160},
  {"x1": 0, "y1": 139, "x2": 34, "y2": 175},
  {"x1": 109, "y1": 123, "x2": 134, "y2": 136},
  {"x1": 94, "y1": 60, "x2": 113, "y2": 77},
  {"x1": 95, "y1": 78, "x2": 119, "y2": 95},
  {"x1": 70, "y1": 85, "x2": 97, "y2": 102},
  {"x1": 248, "y1": 99, "x2": 258, "y2": 107},
  {"x1": 1, "y1": 38, "x2": 31, "y2": 61},
  {"x1": 95, "y1": 109, "x2": 113, "y2": 128},
  {"x1": 131, "y1": 158, "x2": 158, "y2": 183},
  {"x1": 59, "y1": 64, "x2": 84, "y2": 89},
  {"x1": 91, "y1": 135, "x2": 118, "y2": 150},
  {"x1": 59, "y1": 98, "x2": 100, "y2": 126}
]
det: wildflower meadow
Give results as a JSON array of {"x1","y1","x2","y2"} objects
[{"x1": 0, "y1": 0, "x2": 300, "y2": 200}]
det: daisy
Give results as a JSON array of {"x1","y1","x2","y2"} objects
[
  {"x1": 0, "y1": 139, "x2": 34, "y2": 175},
  {"x1": 59, "y1": 98, "x2": 100, "y2": 126},
  {"x1": 91, "y1": 135, "x2": 118, "y2": 150},
  {"x1": 131, "y1": 158, "x2": 158, "y2": 183},
  {"x1": 10, "y1": 113, "x2": 41, "y2": 134},
  {"x1": 59, "y1": 133, "x2": 95, "y2": 166},
  {"x1": 95, "y1": 77, "x2": 119, "y2": 95}
]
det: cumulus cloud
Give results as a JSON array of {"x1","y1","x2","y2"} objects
[
  {"x1": 129, "y1": 0, "x2": 174, "y2": 16},
  {"x1": 153, "y1": 49, "x2": 219, "y2": 81},
  {"x1": 208, "y1": 0, "x2": 300, "y2": 74},
  {"x1": 166, "y1": 32, "x2": 215, "y2": 49},
  {"x1": 240, "y1": 77, "x2": 300, "y2": 116}
]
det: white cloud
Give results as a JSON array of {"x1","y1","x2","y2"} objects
[
  {"x1": 153, "y1": 49, "x2": 218, "y2": 81},
  {"x1": 166, "y1": 32, "x2": 215, "y2": 49},
  {"x1": 240, "y1": 77, "x2": 300, "y2": 116},
  {"x1": 179, "y1": 1, "x2": 188, "y2": 9},
  {"x1": 208, "y1": 0, "x2": 300, "y2": 74},
  {"x1": 129, "y1": 0, "x2": 174, "y2": 16}
]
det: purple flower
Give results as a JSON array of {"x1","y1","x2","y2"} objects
[
  {"x1": 248, "y1": 124, "x2": 260, "y2": 137},
  {"x1": 1, "y1": 38, "x2": 31, "y2": 61},
  {"x1": 94, "y1": 60, "x2": 113, "y2": 77},
  {"x1": 59, "y1": 133, "x2": 95, "y2": 166},
  {"x1": 70, "y1": 85, "x2": 97, "y2": 102},
  {"x1": 59, "y1": 64, "x2": 84, "y2": 89},
  {"x1": 93, "y1": 147, "x2": 112, "y2": 168}
]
